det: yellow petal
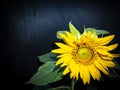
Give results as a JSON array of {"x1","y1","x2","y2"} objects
[
  {"x1": 100, "y1": 55, "x2": 113, "y2": 60},
  {"x1": 56, "y1": 58, "x2": 64, "y2": 66},
  {"x1": 55, "y1": 43, "x2": 72, "y2": 51},
  {"x1": 57, "y1": 54, "x2": 71, "y2": 58},
  {"x1": 63, "y1": 66, "x2": 70, "y2": 75},
  {"x1": 56, "y1": 55, "x2": 72, "y2": 66},
  {"x1": 96, "y1": 49, "x2": 113, "y2": 57},
  {"x1": 61, "y1": 62, "x2": 68, "y2": 67},
  {"x1": 94, "y1": 37, "x2": 102, "y2": 43},
  {"x1": 74, "y1": 64, "x2": 79, "y2": 80},
  {"x1": 65, "y1": 31, "x2": 75, "y2": 41},
  {"x1": 69, "y1": 60, "x2": 78, "y2": 79},
  {"x1": 92, "y1": 30, "x2": 97, "y2": 38},
  {"x1": 79, "y1": 64, "x2": 84, "y2": 80},
  {"x1": 96, "y1": 46, "x2": 109, "y2": 51},
  {"x1": 58, "y1": 33, "x2": 67, "y2": 40},
  {"x1": 112, "y1": 54, "x2": 120, "y2": 58},
  {"x1": 51, "y1": 49, "x2": 67, "y2": 54},
  {"x1": 70, "y1": 69, "x2": 79, "y2": 80},
  {"x1": 69, "y1": 60, "x2": 77, "y2": 70},
  {"x1": 61, "y1": 56, "x2": 72, "y2": 67},
  {"x1": 100, "y1": 35, "x2": 115, "y2": 45},
  {"x1": 98, "y1": 59, "x2": 116, "y2": 67},
  {"x1": 96, "y1": 43, "x2": 118, "y2": 51},
  {"x1": 107, "y1": 43, "x2": 118, "y2": 51},
  {"x1": 88, "y1": 64, "x2": 101, "y2": 80},
  {"x1": 97, "y1": 58, "x2": 110, "y2": 70},
  {"x1": 87, "y1": 31, "x2": 92, "y2": 38},
  {"x1": 59, "y1": 33, "x2": 74, "y2": 46},
  {"x1": 69, "y1": 60, "x2": 80, "y2": 80},
  {"x1": 79, "y1": 65, "x2": 90, "y2": 84},
  {"x1": 70, "y1": 72, "x2": 75, "y2": 79},
  {"x1": 95, "y1": 61, "x2": 109, "y2": 75}
]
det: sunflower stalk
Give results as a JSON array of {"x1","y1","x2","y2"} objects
[{"x1": 71, "y1": 78, "x2": 76, "y2": 90}]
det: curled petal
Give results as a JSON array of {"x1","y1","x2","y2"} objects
[{"x1": 95, "y1": 61, "x2": 109, "y2": 75}]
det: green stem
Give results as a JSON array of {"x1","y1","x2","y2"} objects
[
  {"x1": 54, "y1": 86, "x2": 71, "y2": 90},
  {"x1": 71, "y1": 78, "x2": 75, "y2": 90}
]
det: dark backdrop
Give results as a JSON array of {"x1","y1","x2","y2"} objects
[{"x1": 1, "y1": 0, "x2": 120, "y2": 90}]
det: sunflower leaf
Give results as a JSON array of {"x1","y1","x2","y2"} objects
[
  {"x1": 85, "y1": 28, "x2": 96, "y2": 33},
  {"x1": 69, "y1": 22, "x2": 81, "y2": 39},
  {"x1": 33, "y1": 85, "x2": 70, "y2": 90},
  {"x1": 87, "y1": 85, "x2": 97, "y2": 90},
  {"x1": 108, "y1": 68, "x2": 120, "y2": 79},
  {"x1": 85, "y1": 28, "x2": 110, "y2": 35},
  {"x1": 96, "y1": 30, "x2": 110, "y2": 35},
  {"x1": 57, "y1": 31, "x2": 67, "y2": 39},
  {"x1": 113, "y1": 59, "x2": 120, "y2": 69},
  {"x1": 85, "y1": 28, "x2": 96, "y2": 31},
  {"x1": 33, "y1": 85, "x2": 53, "y2": 90},
  {"x1": 38, "y1": 52, "x2": 57, "y2": 62},
  {"x1": 26, "y1": 61, "x2": 63, "y2": 85},
  {"x1": 108, "y1": 59, "x2": 120, "y2": 79}
]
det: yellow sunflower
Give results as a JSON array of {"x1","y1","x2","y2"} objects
[{"x1": 51, "y1": 23, "x2": 120, "y2": 84}]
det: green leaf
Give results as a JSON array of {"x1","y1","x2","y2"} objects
[
  {"x1": 108, "y1": 68, "x2": 120, "y2": 79},
  {"x1": 69, "y1": 22, "x2": 81, "y2": 39},
  {"x1": 113, "y1": 60, "x2": 120, "y2": 69},
  {"x1": 57, "y1": 31, "x2": 66, "y2": 39},
  {"x1": 33, "y1": 85, "x2": 53, "y2": 90},
  {"x1": 108, "y1": 59, "x2": 120, "y2": 79},
  {"x1": 96, "y1": 30, "x2": 110, "y2": 35},
  {"x1": 38, "y1": 52, "x2": 57, "y2": 63},
  {"x1": 84, "y1": 28, "x2": 97, "y2": 38},
  {"x1": 52, "y1": 86, "x2": 71, "y2": 90},
  {"x1": 84, "y1": 28, "x2": 96, "y2": 33},
  {"x1": 113, "y1": 59, "x2": 120, "y2": 69},
  {"x1": 87, "y1": 85, "x2": 97, "y2": 90},
  {"x1": 27, "y1": 61, "x2": 63, "y2": 85},
  {"x1": 33, "y1": 85, "x2": 70, "y2": 90},
  {"x1": 85, "y1": 28, "x2": 110, "y2": 35}
]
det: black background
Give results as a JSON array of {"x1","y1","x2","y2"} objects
[{"x1": 1, "y1": 0, "x2": 120, "y2": 90}]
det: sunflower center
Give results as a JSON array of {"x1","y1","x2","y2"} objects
[{"x1": 77, "y1": 48, "x2": 92, "y2": 62}]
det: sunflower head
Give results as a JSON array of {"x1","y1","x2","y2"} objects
[{"x1": 52, "y1": 22, "x2": 120, "y2": 84}]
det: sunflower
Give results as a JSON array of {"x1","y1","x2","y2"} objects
[{"x1": 51, "y1": 23, "x2": 120, "y2": 84}]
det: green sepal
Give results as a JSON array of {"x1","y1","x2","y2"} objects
[
  {"x1": 38, "y1": 52, "x2": 57, "y2": 63},
  {"x1": 57, "y1": 31, "x2": 67, "y2": 39},
  {"x1": 69, "y1": 22, "x2": 81, "y2": 39},
  {"x1": 84, "y1": 28, "x2": 96, "y2": 33},
  {"x1": 26, "y1": 61, "x2": 63, "y2": 85},
  {"x1": 84, "y1": 28, "x2": 110, "y2": 35},
  {"x1": 96, "y1": 30, "x2": 110, "y2": 35},
  {"x1": 84, "y1": 28, "x2": 97, "y2": 37}
]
